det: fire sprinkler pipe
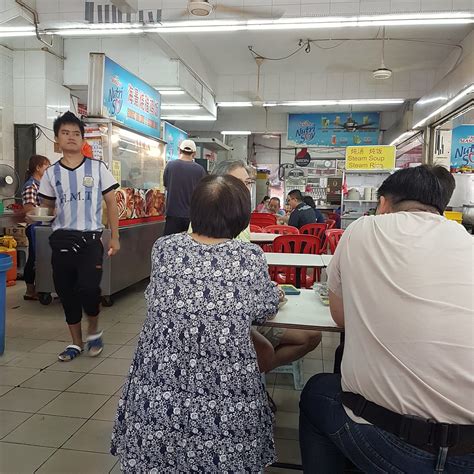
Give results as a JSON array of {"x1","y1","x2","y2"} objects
[{"x1": 15, "y1": 0, "x2": 54, "y2": 49}]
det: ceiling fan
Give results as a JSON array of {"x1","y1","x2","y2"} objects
[
  {"x1": 179, "y1": 0, "x2": 284, "y2": 19},
  {"x1": 372, "y1": 27, "x2": 392, "y2": 80}
]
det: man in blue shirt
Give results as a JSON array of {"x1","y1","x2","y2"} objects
[
  {"x1": 287, "y1": 189, "x2": 318, "y2": 228},
  {"x1": 163, "y1": 139, "x2": 207, "y2": 235}
]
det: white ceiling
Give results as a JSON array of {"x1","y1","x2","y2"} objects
[{"x1": 170, "y1": 25, "x2": 471, "y2": 76}]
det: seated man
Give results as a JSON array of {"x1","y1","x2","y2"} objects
[
  {"x1": 267, "y1": 197, "x2": 286, "y2": 217},
  {"x1": 299, "y1": 165, "x2": 474, "y2": 473},
  {"x1": 303, "y1": 195, "x2": 326, "y2": 224},
  {"x1": 287, "y1": 189, "x2": 317, "y2": 228}
]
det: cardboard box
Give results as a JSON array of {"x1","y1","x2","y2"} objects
[
  {"x1": 5, "y1": 226, "x2": 27, "y2": 239},
  {"x1": 4, "y1": 227, "x2": 28, "y2": 247}
]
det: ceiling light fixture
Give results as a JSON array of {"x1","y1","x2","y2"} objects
[
  {"x1": 45, "y1": 12, "x2": 473, "y2": 36},
  {"x1": 217, "y1": 102, "x2": 254, "y2": 108},
  {"x1": 263, "y1": 99, "x2": 405, "y2": 107},
  {"x1": 161, "y1": 104, "x2": 202, "y2": 110},
  {"x1": 221, "y1": 131, "x2": 252, "y2": 135},
  {"x1": 161, "y1": 115, "x2": 217, "y2": 121},
  {"x1": 0, "y1": 31, "x2": 36, "y2": 38},
  {"x1": 413, "y1": 83, "x2": 474, "y2": 128},
  {"x1": 389, "y1": 130, "x2": 418, "y2": 146},
  {"x1": 158, "y1": 89, "x2": 186, "y2": 96}
]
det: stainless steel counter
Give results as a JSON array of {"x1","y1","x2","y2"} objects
[{"x1": 35, "y1": 221, "x2": 164, "y2": 304}]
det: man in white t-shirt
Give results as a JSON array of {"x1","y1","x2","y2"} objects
[
  {"x1": 299, "y1": 165, "x2": 474, "y2": 473},
  {"x1": 39, "y1": 112, "x2": 120, "y2": 362}
]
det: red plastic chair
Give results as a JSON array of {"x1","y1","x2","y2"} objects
[
  {"x1": 271, "y1": 234, "x2": 322, "y2": 288},
  {"x1": 300, "y1": 223, "x2": 327, "y2": 281},
  {"x1": 327, "y1": 212, "x2": 340, "y2": 228},
  {"x1": 325, "y1": 229, "x2": 344, "y2": 254},
  {"x1": 250, "y1": 212, "x2": 277, "y2": 228},
  {"x1": 300, "y1": 223, "x2": 327, "y2": 241},
  {"x1": 263, "y1": 225, "x2": 299, "y2": 235},
  {"x1": 326, "y1": 219, "x2": 336, "y2": 229},
  {"x1": 250, "y1": 224, "x2": 263, "y2": 233}
]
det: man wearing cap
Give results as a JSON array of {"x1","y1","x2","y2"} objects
[{"x1": 163, "y1": 139, "x2": 207, "y2": 235}]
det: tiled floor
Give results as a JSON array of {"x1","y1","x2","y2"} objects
[{"x1": 0, "y1": 281, "x2": 340, "y2": 473}]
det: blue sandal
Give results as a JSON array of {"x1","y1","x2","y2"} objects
[
  {"x1": 86, "y1": 331, "x2": 104, "y2": 357},
  {"x1": 58, "y1": 345, "x2": 83, "y2": 362}
]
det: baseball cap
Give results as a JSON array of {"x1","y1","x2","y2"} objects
[{"x1": 179, "y1": 139, "x2": 197, "y2": 153}]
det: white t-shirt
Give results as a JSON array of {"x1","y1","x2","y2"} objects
[
  {"x1": 39, "y1": 157, "x2": 119, "y2": 232},
  {"x1": 327, "y1": 212, "x2": 474, "y2": 424}
]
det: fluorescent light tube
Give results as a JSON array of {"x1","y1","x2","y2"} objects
[
  {"x1": 217, "y1": 102, "x2": 254, "y2": 108},
  {"x1": 263, "y1": 99, "x2": 405, "y2": 107},
  {"x1": 161, "y1": 105, "x2": 201, "y2": 111},
  {"x1": 221, "y1": 131, "x2": 252, "y2": 135},
  {"x1": 389, "y1": 131, "x2": 418, "y2": 146},
  {"x1": 161, "y1": 115, "x2": 217, "y2": 121},
  {"x1": 47, "y1": 12, "x2": 473, "y2": 36},
  {"x1": 158, "y1": 90, "x2": 185, "y2": 96},
  {"x1": 0, "y1": 31, "x2": 36, "y2": 38},
  {"x1": 414, "y1": 84, "x2": 474, "y2": 128}
]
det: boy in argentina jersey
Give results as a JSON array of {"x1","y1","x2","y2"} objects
[{"x1": 39, "y1": 112, "x2": 120, "y2": 362}]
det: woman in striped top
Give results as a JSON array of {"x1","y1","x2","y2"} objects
[{"x1": 22, "y1": 154, "x2": 51, "y2": 300}]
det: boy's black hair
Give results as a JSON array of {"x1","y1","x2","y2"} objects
[
  {"x1": 377, "y1": 165, "x2": 455, "y2": 214},
  {"x1": 53, "y1": 111, "x2": 85, "y2": 138}
]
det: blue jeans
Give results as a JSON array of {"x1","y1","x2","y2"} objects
[{"x1": 299, "y1": 373, "x2": 474, "y2": 473}]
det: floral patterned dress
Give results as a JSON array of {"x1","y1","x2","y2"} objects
[{"x1": 111, "y1": 233, "x2": 280, "y2": 473}]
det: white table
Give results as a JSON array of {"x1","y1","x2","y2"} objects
[
  {"x1": 250, "y1": 232, "x2": 279, "y2": 243},
  {"x1": 264, "y1": 253, "x2": 325, "y2": 268},
  {"x1": 264, "y1": 290, "x2": 342, "y2": 333},
  {"x1": 321, "y1": 254, "x2": 333, "y2": 266}
]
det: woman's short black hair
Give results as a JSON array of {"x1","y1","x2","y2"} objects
[
  {"x1": 303, "y1": 195, "x2": 316, "y2": 209},
  {"x1": 53, "y1": 111, "x2": 85, "y2": 138},
  {"x1": 191, "y1": 175, "x2": 251, "y2": 239},
  {"x1": 377, "y1": 165, "x2": 454, "y2": 214}
]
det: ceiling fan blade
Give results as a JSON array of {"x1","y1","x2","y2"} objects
[{"x1": 215, "y1": 5, "x2": 284, "y2": 19}]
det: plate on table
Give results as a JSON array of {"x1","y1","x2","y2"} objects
[{"x1": 27, "y1": 215, "x2": 55, "y2": 223}]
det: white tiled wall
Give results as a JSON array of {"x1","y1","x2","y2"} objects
[
  {"x1": 0, "y1": 46, "x2": 14, "y2": 167},
  {"x1": 13, "y1": 49, "x2": 71, "y2": 161}
]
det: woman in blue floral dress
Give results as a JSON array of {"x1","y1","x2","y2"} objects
[{"x1": 111, "y1": 175, "x2": 281, "y2": 472}]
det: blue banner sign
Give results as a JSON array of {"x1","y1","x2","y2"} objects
[
  {"x1": 287, "y1": 112, "x2": 380, "y2": 147},
  {"x1": 451, "y1": 125, "x2": 474, "y2": 171},
  {"x1": 163, "y1": 122, "x2": 188, "y2": 161},
  {"x1": 103, "y1": 56, "x2": 161, "y2": 139}
]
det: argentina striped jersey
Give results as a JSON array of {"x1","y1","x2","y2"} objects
[{"x1": 38, "y1": 157, "x2": 119, "y2": 232}]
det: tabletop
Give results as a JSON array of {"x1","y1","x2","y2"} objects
[
  {"x1": 320, "y1": 254, "x2": 333, "y2": 266},
  {"x1": 263, "y1": 290, "x2": 343, "y2": 332},
  {"x1": 264, "y1": 253, "x2": 325, "y2": 267},
  {"x1": 250, "y1": 232, "x2": 279, "y2": 242}
]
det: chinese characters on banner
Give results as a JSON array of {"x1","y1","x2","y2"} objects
[
  {"x1": 346, "y1": 146, "x2": 396, "y2": 170},
  {"x1": 102, "y1": 56, "x2": 161, "y2": 139}
]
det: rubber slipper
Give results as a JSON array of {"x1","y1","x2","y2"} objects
[
  {"x1": 86, "y1": 331, "x2": 104, "y2": 357},
  {"x1": 58, "y1": 345, "x2": 83, "y2": 362}
]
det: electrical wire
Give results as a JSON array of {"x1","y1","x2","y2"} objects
[
  {"x1": 248, "y1": 44, "x2": 306, "y2": 61},
  {"x1": 34, "y1": 124, "x2": 56, "y2": 144}
]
